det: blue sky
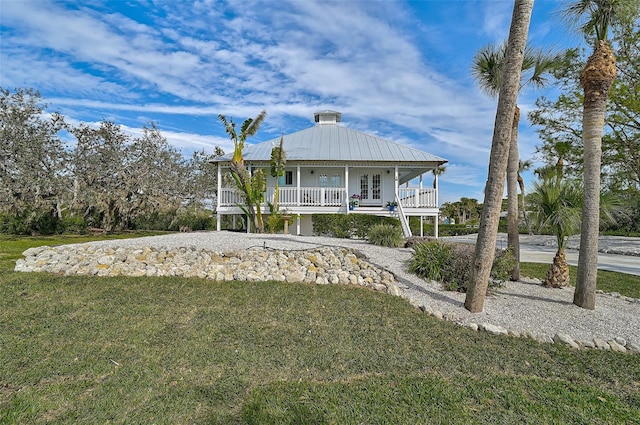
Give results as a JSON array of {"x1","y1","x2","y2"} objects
[{"x1": 1, "y1": 0, "x2": 585, "y2": 204}]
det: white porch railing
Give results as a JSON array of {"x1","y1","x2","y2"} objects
[
  {"x1": 217, "y1": 187, "x2": 436, "y2": 208},
  {"x1": 397, "y1": 188, "x2": 437, "y2": 208},
  {"x1": 219, "y1": 187, "x2": 347, "y2": 207}
]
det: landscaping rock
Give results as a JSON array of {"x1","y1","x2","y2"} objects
[
  {"x1": 608, "y1": 340, "x2": 627, "y2": 353},
  {"x1": 594, "y1": 339, "x2": 611, "y2": 351},
  {"x1": 480, "y1": 323, "x2": 508, "y2": 336},
  {"x1": 15, "y1": 245, "x2": 399, "y2": 296}
]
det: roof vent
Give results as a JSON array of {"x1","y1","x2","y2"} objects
[{"x1": 314, "y1": 110, "x2": 342, "y2": 125}]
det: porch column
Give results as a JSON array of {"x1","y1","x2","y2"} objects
[
  {"x1": 216, "y1": 163, "x2": 222, "y2": 231},
  {"x1": 345, "y1": 166, "x2": 349, "y2": 211},
  {"x1": 296, "y1": 165, "x2": 301, "y2": 206},
  {"x1": 394, "y1": 166, "x2": 399, "y2": 198},
  {"x1": 435, "y1": 169, "x2": 439, "y2": 207},
  {"x1": 435, "y1": 169, "x2": 439, "y2": 238}
]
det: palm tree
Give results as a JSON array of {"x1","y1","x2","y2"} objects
[
  {"x1": 562, "y1": 0, "x2": 639, "y2": 309},
  {"x1": 529, "y1": 176, "x2": 620, "y2": 287},
  {"x1": 472, "y1": 42, "x2": 559, "y2": 281},
  {"x1": 528, "y1": 179, "x2": 583, "y2": 287},
  {"x1": 432, "y1": 164, "x2": 446, "y2": 189},
  {"x1": 465, "y1": 0, "x2": 534, "y2": 313},
  {"x1": 218, "y1": 111, "x2": 267, "y2": 233}
]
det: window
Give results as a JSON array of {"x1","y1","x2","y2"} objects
[
  {"x1": 360, "y1": 174, "x2": 369, "y2": 200},
  {"x1": 331, "y1": 174, "x2": 340, "y2": 187},
  {"x1": 278, "y1": 171, "x2": 294, "y2": 186},
  {"x1": 319, "y1": 174, "x2": 328, "y2": 187},
  {"x1": 372, "y1": 174, "x2": 381, "y2": 200}
]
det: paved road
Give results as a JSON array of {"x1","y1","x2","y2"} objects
[
  {"x1": 441, "y1": 234, "x2": 640, "y2": 276},
  {"x1": 519, "y1": 244, "x2": 640, "y2": 276}
]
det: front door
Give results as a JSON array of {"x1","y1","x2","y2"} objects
[{"x1": 359, "y1": 172, "x2": 382, "y2": 206}]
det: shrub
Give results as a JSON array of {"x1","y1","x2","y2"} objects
[
  {"x1": 404, "y1": 236, "x2": 436, "y2": 248},
  {"x1": 408, "y1": 240, "x2": 453, "y2": 282},
  {"x1": 367, "y1": 224, "x2": 404, "y2": 247},
  {"x1": 172, "y1": 210, "x2": 216, "y2": 231},
  {"x1": 409, "y1": 240, "x2": 514, "y2": 292},
  {"x1": 0, "y1": 209, "x2": 64, "y2": 235},
  {"x1": 491, "y1": 248, "x2": 516, "y2": 285},
  {"x1": 266, "y1": 213, "x2": 285, "y2": 234},
  {"x1": 313, "y1": 214, "x2": 400, "y2": 239},
  {"x1": 61, "y1": 215, "x2": 88, "y2": 234}
]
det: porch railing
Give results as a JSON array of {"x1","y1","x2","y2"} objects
[
  {"x1": 218, "y1": 187, "x2": 347, "y2": 207},
  {"x1": 217, "y1": 187, "x2": 436, "y2": 208},
  {"x1": 397, "y1": 188, "x2": 437, "y2": 208}
]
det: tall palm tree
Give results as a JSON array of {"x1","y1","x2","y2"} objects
[
  {"x1": 562, "y1": 0, "x2": 639, "y2": 309},
  {"x1": 472, "y1": 42, "x2": 559, "y2": 281},
  {"x1": 465, "y1": 0, "x2": 534, "y2": 313},
  {"x1": 218, "y1": 111, "x2": 267, "y2": 233},
  {"x1": 528, "y1": 179, "x2": 583, "y2": 287}
]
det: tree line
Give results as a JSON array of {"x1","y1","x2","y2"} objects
[{"x1": 0, "y1": 88, "x2": 223, "y2": 234}]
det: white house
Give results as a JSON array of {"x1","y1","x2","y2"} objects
[{"x1": 212, "y1": 111, "x2": 448, "y2": 237}]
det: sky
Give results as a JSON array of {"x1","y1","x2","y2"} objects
[{"x1": 0, "y1": 0, "x2": 586, "y2": 205}]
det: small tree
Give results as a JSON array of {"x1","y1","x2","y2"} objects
[
  {"x1": 270, "y1": 134, "x2": 287, "y2": 211},
  {"x1": 218, "y1": 111, "x2": 267, "y2": 233},
  {"x1": 529, "y1": 178, "x2": 583, "y2": 287}
]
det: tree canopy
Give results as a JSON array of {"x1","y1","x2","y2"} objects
[{"x1": 0, "y1": 88, "x2": 222, "y2": 234}]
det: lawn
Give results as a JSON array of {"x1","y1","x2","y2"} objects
[
  {"x1": 520, "y1": 262, "x2": 640, "y2": 299},
  {"x1": 1, "y1": 235, "x2": 639, "y2": 424}
]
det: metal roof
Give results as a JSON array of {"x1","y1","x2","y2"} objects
[{"x1": 213, "y1": 115, "x2": 447, "y2": 165}]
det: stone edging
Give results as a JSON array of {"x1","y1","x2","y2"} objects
[{"x1": 409, "y1": 292, "x2": 640, "y2": 355}]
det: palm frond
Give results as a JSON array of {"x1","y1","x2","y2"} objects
[
  {"x1": 218, "y1": 114, "x2": 236, "y2": 138},
  {"x1": 560, "y1": 0, "x2": 640, "y2": 43},
  {"x1": 240, "y1": 110, "x2": 267, "y2": 139},
  {"x1": 471, "y1": 43, "x2": 505, "y2": 97}
]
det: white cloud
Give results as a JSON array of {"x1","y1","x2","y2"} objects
[{"x1": 1, "y1": 0, "x2": 565, "y2": 200}]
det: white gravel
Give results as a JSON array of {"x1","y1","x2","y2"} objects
[{"x1": 85, "y1": 231, "x2": 640, "y2": 346}]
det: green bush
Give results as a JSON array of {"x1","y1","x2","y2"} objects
[
  {"x1": 172, "y1": 210, "x2": 216, "y2": 231},
  {"x1": 367, "y1": 224, "x2": 405, "y2": 247},
  {"x1": 313, "y1": 214, "x2": 400, "y2": 239},
  {"x1": 491, "y1": 248, "x2": 516, "y2": 284},
  {"x1": 132, "y1": 210, "x2": 177, "y2": 230},
  {"x1": 408, "y1": 240, "x2": 453, "y2": 282},
  {"x1": 265, "y1": 213, "x2": 285, "y2": 234},
  {"x1": 60, "y1": 215, "x2": 88, "y2": 234},
  {"x1": 0, "y1": 210, "x2": 64, "y2": 235},
  {"x1": 409, "y1": 240, "x2": 514, "y2": 292},
  {"x1": 131, "y1": 209, "x2": 215, "y2": 231}
]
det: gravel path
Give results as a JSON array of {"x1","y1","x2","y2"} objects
[{"x1": 87, "y1": 231, "x2": 640, "y2": 346}]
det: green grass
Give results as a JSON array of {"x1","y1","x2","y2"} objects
[
  {"x1": 520, "y1": 262, "x2": 640, "y2": 299},
  {"x1": 1, "y1": 235, "x2": 640, "y2": 424}
]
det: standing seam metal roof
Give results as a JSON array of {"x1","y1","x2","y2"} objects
[{"x1": 215, "y1": 122, "x2": 447, "y2": 163}]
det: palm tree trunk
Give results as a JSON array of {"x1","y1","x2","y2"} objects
[
  {"x1": 518, "y1": 175, "x2": 530, "y2": 234},
  {"x1": 507, "y1": 106, "x2": 521, "y2": 281},
  {"x1": 465, "y1": 0, "x2": 533, "y2": 313},
  {"x1": 544, "y1": 248, "x2": 570, "y2": 288},
  {"x1": 574, "y1": 40, "x2": 616, "y2": 310}
]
